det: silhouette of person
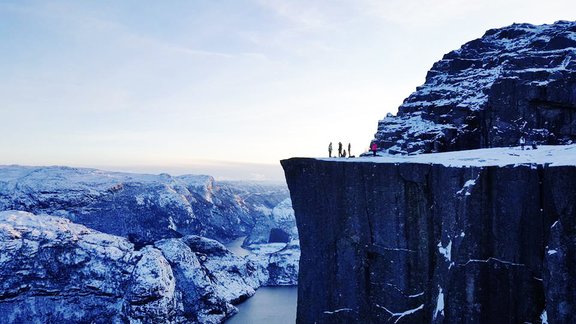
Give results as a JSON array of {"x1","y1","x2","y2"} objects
[
  {"x1": 519, "y1": 136, "x2": 526, "y2": 150},
  {"x1": 338, "y1": 142, "x2": 343, "y2": 158},
  {"x1": 343, "y1": 149, "x2": 347, "y2": 158},
  {"x1": 328, "y1": 142, "x2": 333, "y2": 157},
  {"x1": 348, "y1": 143, "x2": 351, "y2": 157},
  {"x1": 371, "y1": 142, "x2": 378, "y2": 156}
]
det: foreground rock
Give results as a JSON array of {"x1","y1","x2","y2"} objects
[
  {"x1": 0, "y1": 211, "x2": 298, "y2": 323},
  {"x1": 372, "y1": 20, "x2": 576, "y2": 154},
  {"x1": 282, "y1": 146, "x2": 576, "y2": 323}
]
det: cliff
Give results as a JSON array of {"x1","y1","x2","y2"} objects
[
  {"x1": 282, "y1": 145, "x2": 576, "y2": 323},
  {"x1": 373, "y1": 21, "x2": 576, "y2": 154}
]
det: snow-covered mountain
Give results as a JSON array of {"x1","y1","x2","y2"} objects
[
  {"x1": 0, "y1": 166, "x2": 300, "y2": 322},
  {"x1": 0, "y1": 165, "x2": 295, "y2": 245},
  {"x1": 373, "y1": 20, "x2": 576, "y2": 154},
  {"x1": 0, "y1": 211, "x2": 298, "y2": 323}
]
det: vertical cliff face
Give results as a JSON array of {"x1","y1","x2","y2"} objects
[{"x1": 282, "y1": 154, "x2": 576, "y2": 323}]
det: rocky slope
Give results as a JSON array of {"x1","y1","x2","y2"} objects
[
  {"x1": 282, "y1": 145, "x2": 576, "y2": 323},
  {"x1": 0, "y1": 210, "x2": 298, "y2": 323},
  {"x1": 373, "y1": 20, "x2": 576, "y2": 154}
]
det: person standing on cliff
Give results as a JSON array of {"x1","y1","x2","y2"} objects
[
  {"x1": 338, "y1": 142, "x2": 343, "y2": 158},
  {"x1": 371, "y1": 142, "x2": 378, "y2": 156},
  {"x1": 519, "y1": 136, "x2": 526, "y2": 150},
  {"x1": 328, "y1": 142, "x2": 333, "y2": 157},
  {"x1": 348, "y1": 143, "x2": 351, "y2": 157}
]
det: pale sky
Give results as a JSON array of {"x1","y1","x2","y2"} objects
[{"x1": 1, "y1": 0, "x2": 575, "y2": 180}]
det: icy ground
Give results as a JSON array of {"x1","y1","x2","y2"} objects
[{"x1": 323, "y1": 144, "x2": 576, "y2": 167}]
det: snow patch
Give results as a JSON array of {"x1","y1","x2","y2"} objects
[
  {"x1": 456, "y1": 175, "x2": 479, "y2": 197},
  {"x1": 551, "y1": 220, "x2": 559, "y2": 228},
  {"x1": 463, "y1": 257, "x2": 524, "y2": 267},
  {"x1": 434, "y1": 286, "x2": 445, "y2": 320},
  {"x1": 438, "y1": 239, "x2": 452, "y2": 264},
  {"x1": 376, "y1": 303, "x2": 425, "y2": 323},
  {"x1": 541, "y1": 309, "x2": 548, "y2": 324},
  {"x1": 408, "y1": 292, "x2": 424, "y2": 298},
  {"x1": 319, "y1": 144, "x2": 576, "y2": 168},
  {"x1": 253, "y1": 205, "x2": 273, "y2": 216},
  {"x1": 323, "y1": 308, "x2": 354, "y2": 315}
]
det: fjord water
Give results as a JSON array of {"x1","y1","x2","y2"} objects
[
  {"x1": 225, "y1": 237, "x2": 298, "y2": 323},
  {"x1": 227, "y1": 286, "x2": 297, "y2": 324}
]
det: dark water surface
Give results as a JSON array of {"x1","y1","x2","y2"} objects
[
  {"x1": 224, "y1": 238, "x2": 297, "y2": 323},
  {"x1": 226, "y1": 286, "x2": 298, "y2": 324},
  {"x1": 225, "y1": 236, "x2": 250, "y2": 257}
]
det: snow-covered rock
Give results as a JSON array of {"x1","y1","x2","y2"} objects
[
  {"x1": 243, "y1": 198, "x2": 298, "y2": 246},
  {"x1": 0, "y1": 211, "x2": 292, "y2": 323},
  {"x1": 0, "y1": 166, "x2": 301, "y2": 321},
  {"x1": 372, "y1": 20, "x2": 576, "y2": 154},
  {"x1": 244, "y1": 240, "x2": 300, "y2": 286}
]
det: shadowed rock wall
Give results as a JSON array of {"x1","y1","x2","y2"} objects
[{"x1": 282, "y1": 158, "x2": 576, "y2": 323}]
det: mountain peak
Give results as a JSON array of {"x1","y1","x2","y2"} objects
[{"x1": 373, "y1": 20, "x2": 576, "y2": 154}]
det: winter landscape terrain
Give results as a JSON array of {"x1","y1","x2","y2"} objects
[
  {"x1": 3, "y1": 17, "x2": 576, "y2": 324},
  {"x1": 0, "y1": 165, "x2": 298, "y2": 322}
]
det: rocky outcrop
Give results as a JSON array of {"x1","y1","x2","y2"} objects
[
  {"x1": 0, "y1": 165, "x2": 291, "y2": 245},
  {"x1": 0, "y1": 211, "x2": 298, "y2": 323},
  {"x1": 246, "y1": 241, "x2": 300, "y2": 286},
  {"x1": 243, "y1": 198, "x2": 298, "y2": 246},
  {"x1": 373, "y1": 20, "x2": 576, "y2": 154},
  {"x1": 282, "y1": 155, "x2": 576, "y2": 323}
]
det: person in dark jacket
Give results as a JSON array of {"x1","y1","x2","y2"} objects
[{"x1": 338, "y1": 142, "x2": 343, "y2": 158}]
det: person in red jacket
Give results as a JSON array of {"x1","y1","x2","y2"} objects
[{"x1": 371, "y1": 142, "x2": 377, "y2": 156}]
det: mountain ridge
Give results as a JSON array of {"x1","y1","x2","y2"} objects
[{"x1": 373, "y1": 20, "x2": 576, "y2": 154}]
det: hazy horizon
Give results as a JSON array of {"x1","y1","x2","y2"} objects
[{"x1": 1, "y1": 160, "x2": 288, "y2": 182}]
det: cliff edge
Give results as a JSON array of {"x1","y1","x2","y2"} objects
[{"x1": 282, "y1": 145, "x2": 576, "y2": 323}]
